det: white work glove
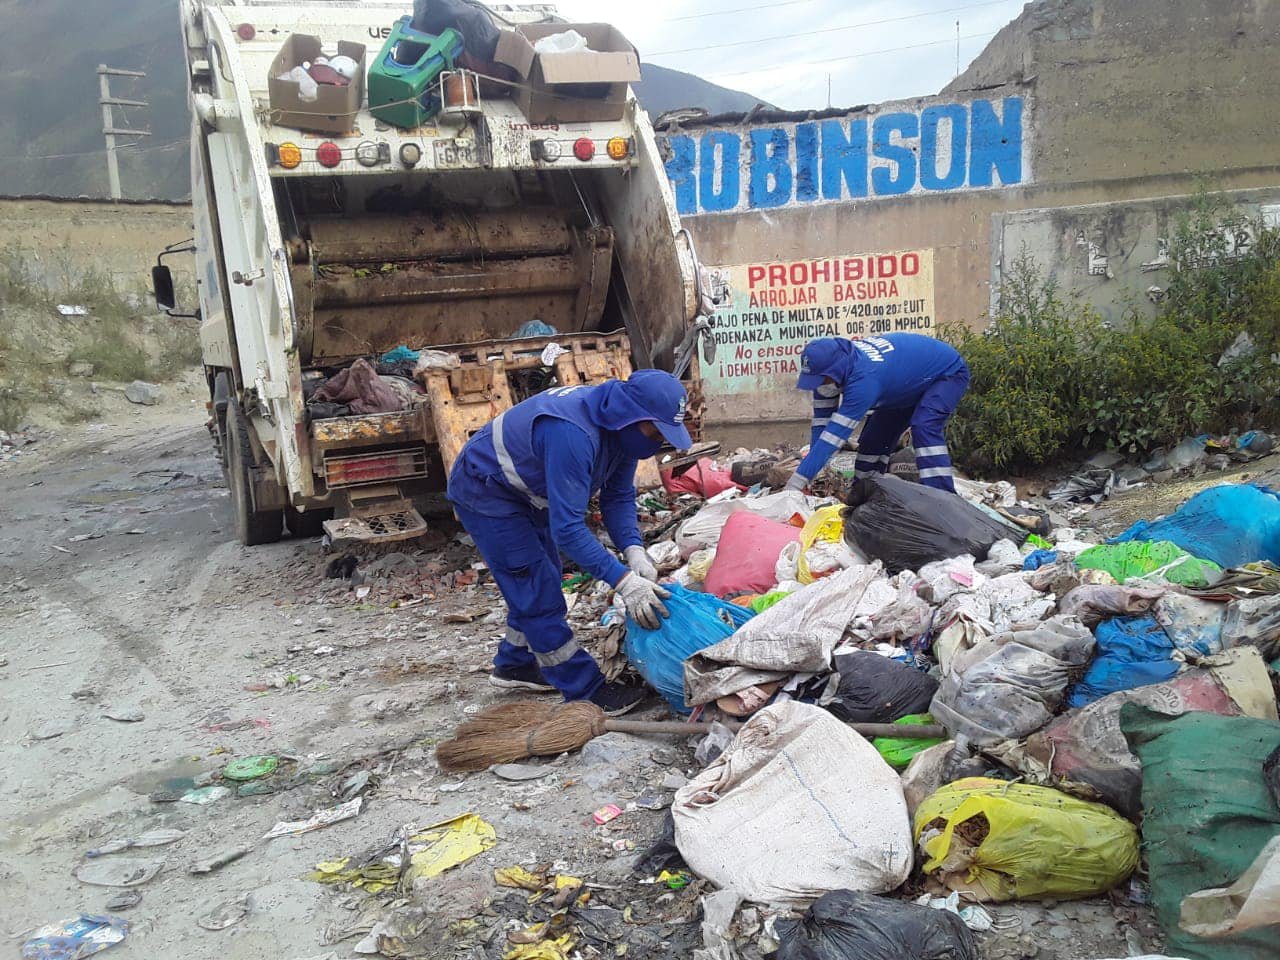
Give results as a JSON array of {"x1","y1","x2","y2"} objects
[
  {"x1": 616, "y1": 572, "x2": 671, "y2": 630},
  {"x1": 624, "y1": 544, "x2": 659, "y2": 583},
  {"x1": 783, "y1": 472, "x2": 809, "y2": 492}
]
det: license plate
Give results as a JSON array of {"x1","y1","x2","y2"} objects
[{"x1": 433, "y1": 139, "x2": 478, "y2": 168}]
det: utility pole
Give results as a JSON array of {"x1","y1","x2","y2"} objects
[
  {"x1": 98, "y1": 65, "x2": 150, "y2": 202},
  {"x1": 826, "y1": 74, "x2": 832, "y2": 109},
  {"x1": 955, "y1": 21, "x2": 961, "y2": 77}
]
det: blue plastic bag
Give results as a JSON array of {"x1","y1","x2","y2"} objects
[
  {"x1": 1066, "y1": 615, "x2": 1180, "y2": 708},
  {"x1": 380, "y1": 345, "x2": 420, "y2": 363},
  {"x1": 1110, "y1": 484, "x2": 1280, "y2": 569},
  {"x1": 623, "y1": 585, "x2": 753, "y2": 714},
  {"x1": 514, "y1": 319, "x2": 557, "y2": 338},
  {"x1": 1023, "y1": 549, "x2": 1059, "y2": 571}
]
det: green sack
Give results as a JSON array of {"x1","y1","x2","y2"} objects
[
  {"x1": 1076, "y1": 539, "x2": 1222, "y2": 587},
  {"x1": 872, "y1": 713, "x2": 946, "y2": 770},
  {"x1": 1121, "y1": 704, "x2": 1280, "y2": 960}
]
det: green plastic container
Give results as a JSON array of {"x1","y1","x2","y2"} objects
[{"x1": 367, "y1": 18, "x2": 463, "y2": 128}]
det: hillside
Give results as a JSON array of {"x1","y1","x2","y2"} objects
[{"x1": 0, "y1": 0, "x2": 765, "y2": 201}]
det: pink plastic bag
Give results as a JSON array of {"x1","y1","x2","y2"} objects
[
  {"x1": 661, "y1": 459, "x2": 743, "y2": 498},
  {"x1": 703, "y1": 511, "x2": 800, "y2": 598}
]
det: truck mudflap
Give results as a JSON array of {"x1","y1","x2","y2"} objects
[{"x1": 322, "y1": 485, "x2": 428, "y2": 545}]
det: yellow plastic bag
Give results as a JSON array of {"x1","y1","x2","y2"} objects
[
  {"x1": 797, "y1": 504, "x2": 846, "y2": 584},
  {"x1": 913, "y1": 777, "x2": 1138, "y2": 901}
]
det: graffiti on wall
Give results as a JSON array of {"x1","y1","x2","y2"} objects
[
  {"x1": 703, "y1": 249, "x2": 935, "y2": 396},
  {"x1": 663, "y1": 97, "x2": 1027, "y2": 216}
]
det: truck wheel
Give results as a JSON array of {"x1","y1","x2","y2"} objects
[
  {"x1": 286, "y1": 505, "x2": 332, "y2": 539},
  {"x1": 225, "y1": 400, "x2": 284, "y2": 546}
]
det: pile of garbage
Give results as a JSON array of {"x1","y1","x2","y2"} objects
[
  {"x1": 607, "y1": 470, "x2": 1280, "y2": 960},
  {"x1": 0, "y1": 426, "x2": 42, "y2": 464}
]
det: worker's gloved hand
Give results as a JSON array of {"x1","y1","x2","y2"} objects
[
  {"x1": 616, "y1": 572, "x2": 671, "y2": 630},
  {"x1": 623, "y1": 544, "x2": 659, "y2": 583},
  {"x1": 783, "y1": 472, "x2": 809, "y2": 493}
]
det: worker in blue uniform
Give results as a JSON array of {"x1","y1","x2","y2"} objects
[
  {"x1": 785, "y1": 334, "x2": 970, "y2": 493},
  {"x1": 447, "y1": 370, "x2": 692, "y2": 716}
]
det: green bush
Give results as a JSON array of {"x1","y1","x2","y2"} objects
[
  {"x1": 70, "y1": 318, "x2": 151, "y2": 382},
  {"x1": 946, "y1": 196, "x2": 1280, "y2": 472}
]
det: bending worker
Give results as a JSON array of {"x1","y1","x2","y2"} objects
[
  {"x1": 447, "y1": 370, "x2": 690, "y2": 716},
  {"x1": 785, "y1": 333, "x2": 969, "y2": 493}
]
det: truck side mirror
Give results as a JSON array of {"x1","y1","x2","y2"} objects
[{"x1": 152, "y1": 264, "x2": 176, "y2": 310}]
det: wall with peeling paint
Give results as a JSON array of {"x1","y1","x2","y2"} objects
[{"x1": 665, "y1": 0, "x2": 1280, "y2": 423}]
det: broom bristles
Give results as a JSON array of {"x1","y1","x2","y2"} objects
[{"x1": 435, "y1": 701, "x2": 609, "y2": 772}]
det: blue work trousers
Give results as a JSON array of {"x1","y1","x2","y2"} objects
[
  {"x1": 452, "y1": 504, "x2": 604, "y2": 701},
  {"x1": 853, "y1": 366, "x2": 970, "y2": 492}
]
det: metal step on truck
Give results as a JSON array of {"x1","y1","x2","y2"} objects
[{"x1": 154, "y1": 0, "x2": 715, "y2": 546}]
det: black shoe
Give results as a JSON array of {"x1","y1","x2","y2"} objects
[
  {"x1": 488, "y1": 664, "x2": 555, "y2": 692},
  {"x1": 589, "y1": 681, "x2": 645, "y2": 717}
]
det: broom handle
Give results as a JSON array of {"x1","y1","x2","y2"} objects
[{"x1": 605, "y1": 719, "x2": 948, "y2": 740}]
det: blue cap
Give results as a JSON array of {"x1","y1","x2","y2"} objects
[
  {"x1": 796, "y1": 339, "x2": 844, "y2": 391},
  {"x1": 619, "y1": 369, "x2": 693, "y2": 450}
]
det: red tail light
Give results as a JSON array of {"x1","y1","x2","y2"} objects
[
  {"x1": 573, "y1": 137, "x2": 595, "y2": 161},
  {"x1": 316, "y1": 141, "x2": 342, "y2": 168}
]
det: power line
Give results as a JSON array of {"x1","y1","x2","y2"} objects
[
  {"x1": 700, "y1": 30, "x2": 996, "y2": 80},
  {"x1": 0, "y1": 139, "x2": 188, "y2": 163},
  {"x1": 647, "y1": 0, "x2": 1017, "y2": 56}
]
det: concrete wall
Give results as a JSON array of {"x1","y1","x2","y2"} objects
[
  {"x1": 666, "y1": 0, "x2": 1280, "y2": 423},
  {"x1": 994, "y1": 187, "x2": 1280, "y2": 325},
  {"x1": 0, "y1": 198, "x2": 195, "y2": 294}
]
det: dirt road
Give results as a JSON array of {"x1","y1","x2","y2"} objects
[{"x1": 0, "y1": 405, "x2": 1168, "y2": 959}]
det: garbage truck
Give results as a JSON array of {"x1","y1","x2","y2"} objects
[{"x1": 154, "y1": 0, "x2": 714, "y2": 546}]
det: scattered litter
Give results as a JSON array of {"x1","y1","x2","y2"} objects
[
  {"x1": 491, "y1": 763, "x2": 550, "y2": 781},
  {"x1": 69, "y1": 533, "x2": 104, "y2": 542},
  {"x1": 30, "y1": 721, "x2": 72, "y2": 740},
  {"x1": 197, "y1": 895, "x2": 250, "y2": 931},
  {"x1": 592, "y1": 803, "x2": 623, "y2": 825},
  {"x1": 100, "y1": 706, "x2": 144, "y2": 723},
  {"x1": 74, "y1": 858, "x2": 163, "y2": 888},
  {"x1": 264, "y1": 797, "x2": 363, "y2": 839},
  {"x1": 310, "y1": 813, "x2": 496, "y2": 891},
  {"x1": 189, "y1": 845, "x2": 254, "y2": 874},
  {"x1": 222, "y1": 755, "x2": 279, "y2": 781},
  {"x1": 21, "y1": 915, "x2": 128, "y2": 960},
  {"x1": 179, "y1": 785, "x2": 231, "y2": 805},
  {"x1": 103, "y1": 891, "x2": 141, "y2": 911},
  {"x1": 56, "y1": 304, "x2": 89, "y2": 316},
  {"x1": 87, "y1": 829, "x2": 184, "y2": 857},
  {"x1": 1180, "y1": 834, "x2": 1280, "y2": 939}
]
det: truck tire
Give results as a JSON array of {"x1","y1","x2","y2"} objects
[
  {"x1": 286, "y1": 505, "x2": 332, "y2": 539},
  {"x1": 225, "y1": 400, "x2": 284, "y2": 546}
]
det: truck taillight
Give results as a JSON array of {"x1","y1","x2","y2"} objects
[
  {"x1": 316, "y1": 141, "x2": 342, "y2": 168},
  {"x1": 277, "y1": 142, "x2": 302, "y2": 169},
  {"x1": 324, "y1": 449, "x2": 426, "y2": 488},
  {"x1": 236, "y1": 22, "x2": 256, "y2": 41},
  {"x1": 573, "y1": 138, "x2": 595, "y2": 161},
  {"x1": 606, "y1": 137, "x2": 631, "y2": 160},
  {"x1": 531, "y1": 139, "x2": 562, "y2": 162}
]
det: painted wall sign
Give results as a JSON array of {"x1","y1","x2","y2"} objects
[
  {"x1": 703, "y1": 249, "x2": 935, "y2": 396},
  {"x1": 663, "y1": 97, "x2": 1027, "y2": 216}
]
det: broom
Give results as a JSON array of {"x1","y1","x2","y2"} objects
[{"x1": 436, "y1": 700, "x2": 946, "y2": 772}]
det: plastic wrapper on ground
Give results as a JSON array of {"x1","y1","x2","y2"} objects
[{"x1": 1110, "y1": 483, "x2": 1280, "y2": 569}]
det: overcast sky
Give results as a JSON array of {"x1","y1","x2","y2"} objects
[{"x1": 551, "y1": 0, "x2": 1028, "y2": 110}]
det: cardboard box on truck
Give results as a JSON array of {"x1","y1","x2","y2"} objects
[
  {"x1": 493, "y1": 23, "x2": 641, "y2": 124},
  {"x1": 267, "y1": 35, "x2": 366, "y2": 134}
]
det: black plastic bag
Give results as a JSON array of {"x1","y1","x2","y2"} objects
[
  {"x1": 632, "y1": 811, "x2": 684, "y2": 876},
  {"x1": 843, "y1": 475, "x2": 1019, "y2": 573},
  {"x1": 412, "y1": 0, "x2": 501, "y2": 61},
  {"x1": 775, "y1": 890, "x2": 978, "y2": 960},
  {"x1": 825, "y1": 651, "x2": 938, "y2": 724}
]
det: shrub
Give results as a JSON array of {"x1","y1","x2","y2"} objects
[{"x1": 946, "y1": 197, "x2": 1280, "y2": 471}]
